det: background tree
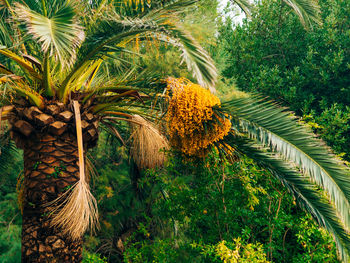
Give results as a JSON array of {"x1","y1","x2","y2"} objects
[{"x1": 219, "y1": 0, "x2": 350, "y2": 158}]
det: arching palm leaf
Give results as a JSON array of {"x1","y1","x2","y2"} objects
[
  {"x1": 222, "y1": 96, "x2": 350, "y2": 230},
  {"x1": 220, "y1": 95, "x2": 350, "y2": 261},
  {"x1": 60, "y1": 0, "x2": 216, "y2": 100},
  {"x1": 230, "y1": 0, "x2": 253, "y2": 18},
  {"x1": 227, "y1": 135, "x2": 350, "y2": 262},
  {"x1": 230, "y1": 0, "x2": 321, "y2": 29},
  {"x1": 283, "y1": 0, "x2": 321, "y2": 29}
]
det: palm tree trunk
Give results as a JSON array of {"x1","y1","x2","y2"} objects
[
  {"x1": 9, "y1": 102, "x2": 99, "y2": 263},
  {"x1": 20, "y1": 132, "x2": 82, "y2": 262}
]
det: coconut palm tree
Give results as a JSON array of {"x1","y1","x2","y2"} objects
[{"x1": 1, "y1": 0, "x2": 349, "y2": 262}]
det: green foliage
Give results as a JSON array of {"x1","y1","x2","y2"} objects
[
  {"x1": 219, "y1": 0, "x2": 350, "y2": 159},
  {"x1": 82, "y1": 250, "x2": 107, "y2": 263},
  {"x1": 0, "y1": 157, "x2": 22, "y2": 263},
  {"x1": 0, "y1": 224, "x2": 21, "y2": 263},
  {"x1": 216, "y1": 0, "x2": 350, "y2": 258},
  {"x1": 48, "y1": 162, "x2": 67, "y2": 179},
  {"x1": 293, "y1": 215, "x2": 338, "y2": 262},
  {"x1": 87, "y1": 142, "x2": 338, "y2": 262},
  {"x1": 0, "y1": 0, "x2": 346, "y2": 262},
  {"x1": 0, "y1": 130, "x2": 340, "y2": 262},
  {"x1": 305, "y1": 104, "x2": 350, "y2": 156},
  {"x1": 123, "y1": 236, "x2": 269, "y2": 263},
  {"x1": 217, "y1": 94, "x2": 350, "y2": 261}
]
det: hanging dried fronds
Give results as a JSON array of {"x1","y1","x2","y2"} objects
[
  {"x1": 166, "y1": 77, "x2": 231, "y2": 156},
  {"x1": 130, "y1": 115, "x2": 169, "y2": 169},
  {"x1": 48, "y1": 101, "x2": 99, "y2": 240}
]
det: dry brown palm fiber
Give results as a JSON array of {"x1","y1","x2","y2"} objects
[
  {"x1": 48, "y1": 101, "x2": 99, "y2": 240},
  {"x1": 129, "y1": 115, "x2": 169, "y2": 169}
]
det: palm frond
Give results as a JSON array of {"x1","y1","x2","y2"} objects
[
  {"x1": 0, "y1": 20, "x2": 14, "y2": 49},
  {"x1": 115, "y1": 0, "x2": 198, "y2": 18},
  {"x1": 283, "y1": 0, "x2": 321, "y2": 29},
  {"x1": 0, "y1": 0, "x2": 18, "y2": 47},
  {"x1": 48, "y1": 101, "x2": 98, "y2": 239},
  {"x1": 0, "y1": 131, "x2": 19, "y2": 173},
  {"x1": 221, "y1": 95, "x2": 350, "y2": 231},
  {"x1": 0, "y1": 76, "x2": 45, "y2": 108},
  {"x1": 230, "y1": 0, "x2": 253, "y2": 17},
  {"x1": 120, "y1": 0, "x2": 217, "y2": 90},
  {"x1": 14, "y1": 1, "x2": 84, "y2": 65},
  {"x1": 0, "y1": 48, "x2": 42, "y2": 81},
  {"x1": 59, "y1": 59, "x2": 104, "y2": 103},
  {"x1": 0, "y1": 62, "x2": 13, "y2": 74},
  {"x1": 129, "y1": 115, "x2": 169, "y2": 169},
  {"x1": 226, "y1": 134, "x2": 350, "y2": 262},
  {"x1": 228, "y1": 0, "x2": 321, "y2": 29},
  {"x1": 61, "y1": 0, "x2": 216, "y2": 100},
  {"x1": 163, "y1": 23, "x2": 217, "y2": 92}
]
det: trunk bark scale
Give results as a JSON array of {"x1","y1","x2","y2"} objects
[{"x1": 9, "y1": 101, "x2": 99, "y2": 263}]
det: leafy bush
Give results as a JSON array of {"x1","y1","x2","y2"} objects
[
  {"x1": 115, "y1": 152, "x2": 338, "y2": 262},
  {"x1": 82, "y1": 251, "x2": 107, "y2": 263},
  {"x1": 218, "y1": 0, "x2": 350, "y2": 159}
]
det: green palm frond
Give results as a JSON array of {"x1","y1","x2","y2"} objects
[
  {"x1": 221, "y1": 95, "x2": 350, "y2": 232},
  {"x1": 115, "y1": 0, "x2": 217, "y2": 90},
  {"x1": 0, "y1": 62, "x2": 13, "y2": 74},
  {"x1": 60, "y1": 0, "x2": 216, "y2": 99},
  {"x1": 162, "y1": 23, "x2": 217, "y2": 92},
  {"x1": 283, "y1": 0, "x2": 321, "y2": 29},
  {"x1": 60, "y1": 18, "x2": 157, "y2": 93},
  {"x1": 230, "y1": 0, "x2": 253, "y2": 17},
  {"x1": 84, "y1": 75, "x2": 164, "y2": 103},
  {"x1": 0, "y1": 20, "x2": 14, "y2": 49},
  {"x1": 14, "y1": 1, "x2": 84, "y2": 65},
  {"x1": 0, "y1": 48, "x2": 42, "y2": 81},
  {"x1": 229, "y1": 0, "x2": 321, "y2": 29},
  {"x1": 115, "y1": 0, "x2": 198, "y2": 18},
  {"x1": 0, "y1": 75, "x2": 45, "y2": 108},
  {"x1": 226, "y1": 134, "x2": 350, "y2": 262}
]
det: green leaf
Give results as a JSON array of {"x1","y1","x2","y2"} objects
[
  {"x1": 222, "y1": 95, "x2": 350, "y2": 233},
  {"x1": 116, "y1": 0, "x2": 199, "y2": 18},
  {"x1": 14, "y1": 1, "x2": 84, "y2": 65},
  {"x1": 61, "y1": 0, "x2": 216, "y2": 100},
  {"x1": 163, "y1": 23, "x2": 217, "y2": 92},
  {"x1": 0, "y1": 48, "x2": 42, "y2": 81}
]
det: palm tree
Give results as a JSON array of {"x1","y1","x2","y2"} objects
[
  {"x1": 0, "y1": 0, "x2": 216, "y2": 261},
  {"x1": 1, "y1": 0, "x2": 349, "y2": 262}
]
